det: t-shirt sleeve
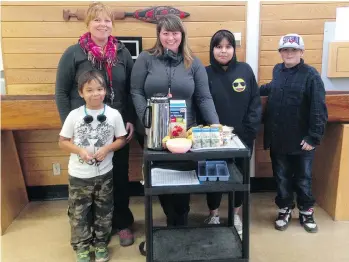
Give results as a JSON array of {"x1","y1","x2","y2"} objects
[
  {"x1": 59, "y1": 111, "x2": 75, "y2": 138},
  {"x1": 114, "y1": 111, "x2": 128, "y2": 138}
]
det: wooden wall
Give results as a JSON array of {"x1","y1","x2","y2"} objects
[
  {"x1": 1, "y1": 1, "x2": 247, "y2": 186},
  {"x1": 254, "y1": 1, "x2": 349, "y2": 177},
  {"x1": 258, "y1": 1, "x2": 349, "y2": 84},
  {"x1": 313, "y1": 124, "x2": 349, "y2": 220},
  {"x1": 1, "y1": 131, "x2": 29, "y2": 234}
]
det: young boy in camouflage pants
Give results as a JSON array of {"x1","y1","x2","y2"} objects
[{"x1": 59, "y1": 70, "x2": 127, "y2": 262}]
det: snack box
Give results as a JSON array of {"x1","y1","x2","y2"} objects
[{"x1": 169, "y1": 100, "x2": 187, "y2": 138}]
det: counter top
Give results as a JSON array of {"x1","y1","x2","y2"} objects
[{"x1": 1, "y1": 92, "x2": 349, "y2": 130}]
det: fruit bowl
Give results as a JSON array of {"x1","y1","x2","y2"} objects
[{"x1": 166, "y1": 138, "x2": 192, "y2": 154}]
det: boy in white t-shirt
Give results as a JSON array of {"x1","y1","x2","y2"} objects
[{"x1": 59, "y1": 70, "x2": 127, "y2": 262}]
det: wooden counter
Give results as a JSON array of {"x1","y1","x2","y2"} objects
[
  {"x1": 1, "y1": 92, "x2": 349, "y2": 234},
  {"x1": 2, "y1": 93, "x2": 349, "y2": 130}
]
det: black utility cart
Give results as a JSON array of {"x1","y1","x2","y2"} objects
[{"x1": 143, "y1": 145, "x2": 251, "y2": 262}]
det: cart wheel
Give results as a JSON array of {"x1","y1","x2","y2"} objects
[{"x1": 139, "y1": 241, "x2": 146, "y2": 256}]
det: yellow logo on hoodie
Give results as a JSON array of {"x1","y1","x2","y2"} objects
[{"x1": 232, "y1": 78, "x2": 246, "y2": 92}]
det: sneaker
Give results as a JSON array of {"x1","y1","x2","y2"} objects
[
  {"x1": 76, "y1": 248, "x2": 91, "y2": 262},
  {"x1": 299, "y1": 208, "x2": 318, "y2": 233},
  {"x1": 95, "y1": 246, "x2": 109, "y2": 262},
  {"x1": 234, "y1": 214, "x2": 243, "y2": 236},
  {"x1": 204, "y1": 214, "x2": 220, "y2": 224},
  {"x1": 275, "y1": 207, "x2": 292, "y2": 231},
  {"x1": 118, "y1": 228, "x2": 134, "y2": 247},
  {"x1": 139, "y1": 241, "x2": 146, "y2": 256}
]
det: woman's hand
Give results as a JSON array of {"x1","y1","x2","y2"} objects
[
  {"x1": 78, "y1": 148, "x2": 93, "y2": 162},
  {"x1": 93, "y1": 146, "x2": 110, "y2": 162},
  {"x1": 126, "y1": 122, "x2": 134, "y2": 142}
]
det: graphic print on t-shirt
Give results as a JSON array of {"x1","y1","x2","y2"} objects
[{"x1": 74, "y1": 120, "x2": 113, "y2": 165}]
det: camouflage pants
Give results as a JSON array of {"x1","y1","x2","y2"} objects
[{"x1": 68, "y1": 170, "x2": 113, "y2": 250}]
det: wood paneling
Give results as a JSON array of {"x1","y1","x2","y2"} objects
[
  {"x1": 1, "y1": 98, "x2": 61, "y2": 130},
  {"x1": 22, "y1": 156, "x2": 68, "y2": 172},
  {"x1": 1, "y1": 5, "x2": 246, "y2": 22},
  {"x1": 326, "y1": 94, "x2": 349, "y2": 122},
  {"x1": 258, "y1": 1, "x2": 349, "y2": 84},
  {"x1": 2, "y1": 37, "x2": 245, "y2": 54},
  {"x1": 313, "y1": 124, "x2": 349, "y2": 220},
  {"x1": 4, "y1": 49, "x2": 245, "y2": 69},
  {"x1": 18, "y1": 142, "x2": 67, "y2": 158},
  {"x1": 2, "y1": 21, "x2": 245, "y2": 38},
  {"x1": 1, "y1": 1, "x2": 247, "y2": 6},
  {"x1": 261, "y1": 19, "x2": 330, "y2": 36},
  {"x1": 25, "y1": 170, "x2": 69, "y2": 186},
  {"x1": 5, "y1": 69, "x2": 57, "y2": 84},
  {"x1": 15, "y1": 130, "x2": 60, "y2": 143},
  {"x1": 327, "y1": 42, "x2": 349, "y2": 77},
  {"x1": 1, "y1": 131, "x2": 29, "y2": 234},
  {"x1": 261, "y1": 2, "x2": 349, "y2": 20},
  {"x1": 6, "y1": 84, "x2": 56, "y2": 95},
  {"x1": 1, "y1": 1, "x2": 247, "y2": 94},
  {"x1": 15, "y1": 132, "x2": 144, "y2": 186}
]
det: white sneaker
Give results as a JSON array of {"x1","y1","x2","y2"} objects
[
  {"x1": 204, "y1": 214, "x2": 220, "y2": 224},
  {"x1": 234, "y1": 214, "x2": 243, "y2": 235},
  {"x1": 275, "y1": 207, "x2": 292, "y2": 231}
]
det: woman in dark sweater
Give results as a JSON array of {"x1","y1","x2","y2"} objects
[
  {"x1": 55, "y1": 2, "x2": 136, "y2": 247},
  {"x1": 131, "y1": 13, "x2": 219, "y2": 230},
  {"x1": 203, "y1": 30, "x2": 262, "y2": 236}
]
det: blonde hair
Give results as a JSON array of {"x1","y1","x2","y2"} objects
[
  {"x1": 85, "y1": 2, "x2": 114, "y2": 26},
  {"x1": 148, "y1": 14, "x2": 194, "y2": 68}
]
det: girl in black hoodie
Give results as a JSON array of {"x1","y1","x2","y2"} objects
[{"x1": 203, "y1": 30, "x2": 262, "y2": 235}]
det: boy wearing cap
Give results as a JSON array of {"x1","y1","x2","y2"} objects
[{"x1": 260, "y1": 34, "x2": 328, "y2": 233}]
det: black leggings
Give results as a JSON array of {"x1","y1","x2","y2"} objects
[
  {"x1": 206, "y1": 158, "x2": 245, "y2": 210},
  {"x1": 112, "y1": 143, "x2": 134, "y2": 230}
]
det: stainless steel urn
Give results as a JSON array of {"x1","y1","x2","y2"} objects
[{"x1": 143, "y1": 94, "x2": 170, "y2": 150}]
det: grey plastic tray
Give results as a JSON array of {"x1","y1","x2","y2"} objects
[{"x1": 197, "y1": 161, "x2": 230, "y2": 181}]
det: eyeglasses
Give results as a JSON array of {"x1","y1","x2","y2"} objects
[{"x1": 233, "y1": 82, "x2": 246, "y2": 87}]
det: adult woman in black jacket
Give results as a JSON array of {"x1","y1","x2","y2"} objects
[
  {"x1": 203, "y1": 30, "x2": 262, "y2": 236},
  {"x1": 55, "y1": 2, "x2": 136, "y2": 247}
]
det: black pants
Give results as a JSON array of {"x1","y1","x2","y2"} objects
[
  {"x1": 137, "y1": 133, "x2": 190, "y2": 226},
  {"x1": 159, "y1": 194, "x2": 190, "y2": 226},
  {"x1": 112, "y1": 143, "x2": 134, "y2": 230},
  {"x1": 270, "y1": 149, "x2": 316, "y2": 210},
  {"x1": 206, "y1": 158, "x2": 245, "y2": 210}
]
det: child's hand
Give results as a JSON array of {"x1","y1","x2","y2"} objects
[
  {"x1": 78, "y1": 148, "x2": 93, "y2": 162},
  {"x1": 93, "y1": 147, "x2": 110, "y2": 162}
]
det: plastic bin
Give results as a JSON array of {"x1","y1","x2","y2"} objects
[{"x1": 197, "y1": 161, "x2": 230, "y2": 181}]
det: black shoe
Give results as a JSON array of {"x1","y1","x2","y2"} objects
[
  {"x1": 275, "y1": 207, "x2": 292, "y2": 231},
  {"x1": 299, "y1": 208, "x2": 318, "y2": 233},
  {"x1": 139, "y1": 241, "x2": 146, "y2": 256}
]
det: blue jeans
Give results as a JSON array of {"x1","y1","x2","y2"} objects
[{"x1": 270, "y1": 150, "x2": 315, "y2": 210}]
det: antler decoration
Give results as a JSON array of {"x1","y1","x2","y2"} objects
[{"x1": 63, "y1": 6, "x2": 190, "y2": 24}]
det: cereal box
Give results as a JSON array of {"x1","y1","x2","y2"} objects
[{"x1": 169, "y1": 100, "x2": 187, "y2": 138}]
